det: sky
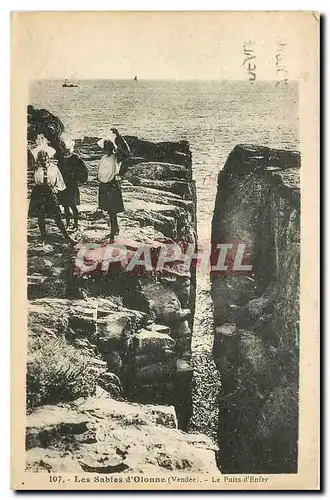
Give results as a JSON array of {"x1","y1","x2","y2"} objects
[{"x1": 12, "y1": 11, "x2": 317, "y2": 81}]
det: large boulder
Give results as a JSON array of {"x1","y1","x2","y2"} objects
[
  {"x1": 134, "y1": 329, "x2": 176, "y2": 355},
  {"x1": 126, "y1": 282, "x2": 190, "y2": 325},
  {"x1": 27, "y1": 105, "x2": 65, "y2": 146}
]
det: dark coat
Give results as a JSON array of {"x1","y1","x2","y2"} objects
[
  {"x1": 98, "y1": 178, "x2": 124, "y2": 215},
  {"x1": 114, "y1": 135, "x2": 131, "y2": 178},
  {"x1": 114, "y1": 136, "x2": 130, "y2": 162},
  {"x1": 57, "y1": 153, "x2": 88, "y2": 206}
]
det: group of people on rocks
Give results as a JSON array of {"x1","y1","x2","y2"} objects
[{"x1": 28, "y1": 128, "x2": 130, "y2": 246}]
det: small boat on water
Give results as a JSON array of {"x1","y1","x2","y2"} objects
[{"x1": 62, "y1": 79, "x2": 79, "y2": 88}]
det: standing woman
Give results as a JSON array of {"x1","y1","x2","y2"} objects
[
  {"x1": 108, "y1": 128, "x2": 131, "y2": 177},
  {"x1": 28, "y1": 147, "x2": 74, "y2": 245},
  {"x1": 97, "y1": 140, "x2": 124, "y2": 240},
  {"x1": 57, "y1": 134, "x2": 88, "y2": 230}
]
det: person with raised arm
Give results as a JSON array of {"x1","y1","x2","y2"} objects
[
  {"x1": 101, "y1": 128, "x2": 131, "y2": 179},
  {"x1": 96, "y1": 139, "x2": 124, "y2": 240}
]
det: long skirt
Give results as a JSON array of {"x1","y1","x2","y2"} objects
[
  {"x1": 98, "y1": 179, "x2": 124, "y2": 215},
  {"x1": 28, "y1": 185, "x2": 62, "y2": 218},
  {"x1": 58, "y1": 183, "x2": 80, "y2": 207}
]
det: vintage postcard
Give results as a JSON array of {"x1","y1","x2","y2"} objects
[{"x1": 11, "y1": 11, "x2": 319, "y2": 490}]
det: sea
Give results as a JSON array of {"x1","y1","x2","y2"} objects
[{"x1": 29, "y1": 79, "x2": 299, "y2": 245}]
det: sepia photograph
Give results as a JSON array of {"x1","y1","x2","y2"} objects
[{"x1": 11, "y1": 11, "x2": 319, "y2": 490}]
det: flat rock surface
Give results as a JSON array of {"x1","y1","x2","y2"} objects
[{"x1": 26, "y1": 396, "x2": 219, "y2": 475}]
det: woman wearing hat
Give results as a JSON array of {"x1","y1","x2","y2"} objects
[
  {"x1": 57, "y1": 134, "x2": 88, "y2": 230},
  {"x1": 97, "y1": 140, "x2": 124, "y2": 240},
  {"x1": 28, "y1": 141, "x2": 74, "y2": 245}
]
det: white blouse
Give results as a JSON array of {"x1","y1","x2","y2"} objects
[
  {"x1": 34, "y1": 162, "x2": 66, "y2": 191},
  {"x1": 97, "y1": 154, "x2": 120, "y2": 183}
]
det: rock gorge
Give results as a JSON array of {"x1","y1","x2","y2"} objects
[{"x1": 26, "y1": 107, "x2": 300, "y2": 475}]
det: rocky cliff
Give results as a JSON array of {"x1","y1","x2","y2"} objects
[
  {"x1": 26, "y1": 107, "x2": 219, "y2": 475},
  {"x1": 211, "y1": 144, "x2": 300, "y2": 473}
]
